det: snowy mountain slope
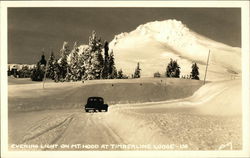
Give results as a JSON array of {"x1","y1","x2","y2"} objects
[{"x1": 108, "y1": 19, "x2": 241, "y2": 80}]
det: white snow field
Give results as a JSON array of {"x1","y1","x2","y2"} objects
[
  {"x1": 108, "y1": 19, "x2": 241, "y2": 80},
  {"x1": 8, "y1": 19, "x2": 242, "y2": 151},
  {"x1": 8, "y1": 77, "x2": 241, "y2": 150}
]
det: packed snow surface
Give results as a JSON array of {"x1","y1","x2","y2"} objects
[
  {"x1": 107, "y1": 19, "x2": 241, "y2": 80},
  {"x1": 8, "y1": 77, "x2": 241, "y2": 150}
]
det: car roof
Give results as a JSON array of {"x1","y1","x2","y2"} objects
[{"x1": 88, "y1": 97, "x2": 103, "y2": 99}]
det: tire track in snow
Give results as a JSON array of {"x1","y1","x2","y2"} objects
[
  {"x1": 53, "y1": 111, "x2": 126, "y2": 149},
  {"x1": 56, "y1": 112, "x2": 126, "y2": 146},
  {"x1": 54, "y1": 112, "x2": 94, "y2": 145},
  {"x1": 49, "y1": 116, "x2": 75, "y2": 145},
  {"x1": 20, "y1": 114, "x2": 74, "y2": 144},
  {"x1": 90, "y1": 113, "x2": 126, "y2": 145},
  {"x1": 26, "y1": 116, "x2": 53, "y2": 132}
]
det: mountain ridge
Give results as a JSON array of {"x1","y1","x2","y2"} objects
[{"x1": 107, "y1": 19, "x2": 241, "y2": 80}]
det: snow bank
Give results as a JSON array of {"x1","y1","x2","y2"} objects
[
  {"x1": 130, "y1": 79, "x2": 241, "y2": 116},
  {"x1": 8, "y1": 78, "x2": 202, "y2": 112},
  {"x1": 190, "y1": 79, "x2": 241, "y2": 116}
]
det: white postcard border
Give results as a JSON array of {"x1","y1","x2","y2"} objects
[{"x1": 1, "y1": 1, "x2": 249, "y2": 158}]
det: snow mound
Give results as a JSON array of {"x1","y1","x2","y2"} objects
[
  {"x1": 109, "y1": 19, "x2": 241, "y2": 80},
  {"x1": 132, "y1": 79, "x2": 241, "y2": 116},
  {"x1": 190, "y1": 79, "x2": 241, "y2": 116}
]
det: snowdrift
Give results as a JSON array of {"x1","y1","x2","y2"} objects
[
  {"x1": 107, "y1": 19, "x2": 241, "y2": 81},
  {"x1": 191, "y1": 79, "x2": 241, "y2": 116},
  {"x1": 8, "y1": 78, "x2": 202, "y2": 112},
  {"x1": 129, "y1": 79, "x2": 241, "y2": 116}
]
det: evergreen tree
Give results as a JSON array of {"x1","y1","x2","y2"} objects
[
  {"x1": 78, "y1": 51, "x2": 86, "y2": 81},
  {"x1": 190, "y1": 62, "x2": 200, "y2": 80},
  {"x1": 83, "y1": 31, "x2": 104, "y2": 80},
  {"x1": 108, "y1": 50, "x2": 117, "y2": 79},
  {"x1": 133, "y1": 62, "x2": 141, "y2": 78},
  {"x1": 165, "y1": 59, "x2": 180, "y2": 78},
  {"x1": 53, "y1": 61, "x2": 60, "y2": 82},
  {"x1": 101, "y1": 40, "x2": 110, "y2": 79},
  {"x1": 172, "y1": 60, "x2": 180, "y2": 78},
  {"x1": 58, "y1": 41, "x2": 70, "y2": 81},
  {"x1": 65, "y1": 67, "x2": 71, "y2": 82},
  {"x1": 39, "y1": 52, "x2": 47, "y2": 66},
  {"x1": 31, "y1": 52, "x2": 47, "y2": 81},
  {"x1": 47, "y1": 50, "x2": 56, "y2": 79},
  {"x1": 68, "y1": 42, "x2": 80, "y2": 81},
  {"x1": 91, "y1": 48, "x2": 104, "y2": 79},
  {"x1": 117, "y1": 69, "x2": 124, "y2": 79},
  {"x1": 31, "y1": 62, "x2": 44, "y2": 81},
  {"x1": 104, "y1": 41, "x2": 109, "y2": 62},
  {"x1": 82, "y1": 48, "x2": 92, "y2": 80},
  {"x1": 166, "y1": 58, "x2": 173, "y2": 77}
]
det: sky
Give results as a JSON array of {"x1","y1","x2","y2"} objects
[{"x1": 8, "y1": 8, "x2": 241, "y2": 64}]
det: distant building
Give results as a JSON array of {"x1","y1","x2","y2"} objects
[{"x1": 8, "y1": 64, "x2": 36, "y2": 71}]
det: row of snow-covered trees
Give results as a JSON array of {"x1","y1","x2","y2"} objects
[
  {"x1": 165, "y1": 58, "x2": 199, "y2": 80},
  {"x1": 29, "y1": 31, "x2": 200, "y2": 82},
  {"x1": 153, "y1": 58, "x2": 199, "y2": 80},
  {"x1": 33, "y1": 31, "x2": 131, "y2": 82}
]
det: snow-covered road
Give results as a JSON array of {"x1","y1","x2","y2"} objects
[
  {"x1": 8, "y1": 78, "x2": 242, "y2": 151},
  {"x1": 9, "y1": 106, "x2": 241, "y2": 151}
]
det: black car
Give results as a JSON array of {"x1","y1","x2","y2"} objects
[{"x1": 84, "y1": 97, "x2": 108, "y2": 112}]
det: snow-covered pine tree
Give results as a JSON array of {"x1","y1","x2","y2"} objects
[
  {"x1": 68, "y1": 42, "x2": 80, "y2": 81},
  {"x1": 53, "y1": 61, "x2": 60, "y2": 82},
  {"x1": 82, "y1": 48, "x2": 92, "y2": 80},
  {"x1": 91, "y1": 49, "x2": 104, "y2": 79},
  {"x1": 47, "y1": 50, "x2": 56, "y2": 79},
  {"x1": 108, "y1": 50, "x2": 117, "y2": 79},
  {"x1": 133, "y1": 62, "x2": 141, "y2": 78},
  {"x1": 190, "y1": 62, "x2": 199, "y2": 80},
  {"x1": 78, "y1": 50, "x2": 86, "y2": 81},
  {"x1": 165, "y1": 59, "x2": 180, "y2": 78},
  {"x1": 101, "y1": 40, "x2": 110, "y2": 79},
  {"x1": 166, "y1": 58, "x2": 173, "y2": 77},
  {"x1": 82, "y1": 31, "x2": 104, "y2": 80},
  {"x1": 58, "y1": 41, "x2": 70, "y2": 81},
  {"x1": 172, "y1": 60, "x2": 180, "y2": 78}
]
